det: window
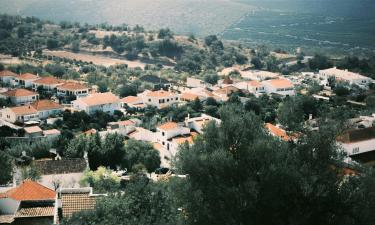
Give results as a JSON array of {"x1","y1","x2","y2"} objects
[
  {"x1": 175, "y1": 97, "x2": 178, "y2": 100},
  {"x1": 162, "y1": 141, "x2": 165, "y2": 146},
  {"x1": 148, "y1": 99, "x2": 151, "y2": 102},
  {"x1": 162, "y1": 132, "x2": 165, "y2": 136},
  {"x1": 352, "y1": 147, "x2": 360, "y2": 154}
]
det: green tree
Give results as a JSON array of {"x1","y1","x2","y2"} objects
[
  {"x1": 123, "y1": 140, "x2": 161, "y2": 173},
  {"x1": 80, "y1": 167, "x2": 120, "y2": 193},
  {"x1": 72, "y1": 40, "x2": 80, "y2": 53},
  {"x1": 46, "y1": 38, "x2": 59, "y2": 50},
  {"x1": 0, "y1": 151, "x2": 12, "y2": 185},
  {"x1": 277, "y1": 97, "x2": 304, "y2": 131}
]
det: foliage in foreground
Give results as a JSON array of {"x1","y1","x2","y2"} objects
[{"x1": 63, "y1": 105, "x2": 375, "y2": 225}]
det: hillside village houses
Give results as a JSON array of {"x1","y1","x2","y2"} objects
[
  {"x1": 13, "y1": 73, "x2": 39, "y2": 88},
  {"x1": 319, "y1": 67, "x2": 374, "y2": 87},
  {"x1": 32, "y1": 76, "x2": 65, "y2": 92},
  {"x1": 72, "y1": 92, "x2": 120, "y2": 115},
  {"x1": 0, "y1": 89, "x2": 39, "y2": 106},
  {"x1": 30, "y1": 100, "x2": 64, "y2": 119},
  {"x1": 139, "y1": 90, "x2": 179, "y2": 109},
  {"x1": 262, "y1": 78, "x2": 295, "y2": 96},
  {"x1": 0, "y1": 105, "x2": 39, "y2": 123},
  {"x1": 56, "y1": 82, "x2": 90, "y2": 98},
  {"x1": 0, "y1": 70, "x2": 18, "y2": 85}
]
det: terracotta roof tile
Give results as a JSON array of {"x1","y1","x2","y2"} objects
[
  {"x1": 265, "y1": 123, "x2": 290, "y2": 141},
  {"x1": 2, "y1": 88, "x2": 38, "y2": 97},
  {"x1": 0, "y1": 180, "x2": 55, "y2": 201},
  {"x1": 61, "y1": 192, "x2": 97, "y2": 218},
  {"x1": 57, "y1": 82, "x2": 88, "y2": 91},
  {"x1": 18, "y1": 73, "x2": 38, "y2": 80},
  {"x1": 157, "y1": 122, "x2": 178, "y2": 130},
  {"x1": 76, "y1": 92, "x2": 119, "y2": 106},
  {"x1": 180, "y1": 92, "x2": 199, "y2": 101},
  {"x1": 264, "y1": 79, "x2": 293, "y2": 88},
  {"x1": 120, "y1": 96, "x2": 142, "y2": 104},
  {"x1": 33, "y1": 76, "x2": 64, "y2": 85},
  {"x1": 31, "y1": 100, "x2": 63, "y2": 111},
  {"x1": 146, "y1": 90, "x2": 175, "y2": 98},
  {"x1": 15, "y1": 206, "x2": 54, "y2": 218},
  {"x1": 0, "y1": 70, "x2": 18, "y2": 77},
  {"x1": 24, "y1": 126, "x2": 43, "y2": 134},
  {"x1": 9, "y1": 105, "x2": 38, "y2": 116}
]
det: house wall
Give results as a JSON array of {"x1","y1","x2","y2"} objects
[
  {"x1": 10, "y1": 95, "x2": 39, "y2": 106},
  {"x1": 340, "y1": 139, "x2": 375, "y2": 156},
  {"x1": 143, "y1": 95, "x2": 179, "y2": 109},
  {"x1": 0, "y1": 108, "x2": 17, "y2": 123},
  {"x1": 0, "y1": 76, "x2": 14, "y2": 84},
  {"x1": 263, "y1": 84, "x2": 295, "y2": 96},
  {"x1": 0, "y1": 198, "x2": 19, "y2": 214},
  {"x1": 56, "y1": 88, "x2": 89, "y2": 98},
  {"x1": 37, "y1": 108, "x2": 63, "y2": 119}
]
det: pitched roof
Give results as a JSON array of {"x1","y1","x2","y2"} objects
[
  {"x1": 33, "y1": 76, "x2": 64, "y2": 85},
  {"x1": 24, "y1": 126, "x2": 43, "y2": 134},
  {"x1": 60, "y1": 188, "x2": 97, "y2": 218},
  {"x1": 18, "y1": 73, "x2": 38, "y2": 80},
  {"x1": 172, "y1": 132, "x2": 198, "y2": 144},
  {"x1": 31, "y1": 100, "x2": 63, "y2": 111},
  {"x1": 338, "y1": 127, "x2": 375, "y2": 143},
  {"x1": 15, "y1": 206, "x2": 54, "y2": 218},
  {"x1": 264, "y1": 79, "x2": 293, "y2": 88},
  {"x1": 2, "y1": 88, "x2": 38, "y2": 97},
  {"x1": 120, "y1": 96, "x2": 142, "y2": 104},
  {"x1": 265, "y1": 123, "x2": 290, "y2": 141},
  {"x1": 214, "y1": 86, "x2": 239, "y2": 95},
  {"x1": 247, "y1": 80, "x2": 262, "y2": 87},
  {"x1": 76, "y1": 92, "x2": 119, "y2": 106},
  {"x1": 9, "y1": 105, "x2": 38, "y2": 116},
  {"x1": 157, "y1": 122, "x2": 179, "y2": 130},
  {"x1": 0, "y1": 180, "x2": 55, "y2": 201},
  {"x1": 57, "y1": 82, "x2": 88, "y2": 91},
  {"x1": 43, "y1": 129, "x2": 61, "y2": 135},
  {"x1": 180, "y1": 92, "x2": 199, "y2": 101},
  {"x1": 146, "y1": 90, "x2": 175, "y2": 98},
  {"x1": 0, "y1": 70, "x2": 18, "y2": 77}
]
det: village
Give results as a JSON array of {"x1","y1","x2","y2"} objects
[{"x1": 0, "y1": 14, "x2": 375, "y2": 225}]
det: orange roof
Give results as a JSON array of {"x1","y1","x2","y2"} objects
[
  {"x1": 24, "y1": 126, "x2": 43, "y2": 134},
  {"x1": 9, "y1": 105, "x2": 38, "y2": 116},
  {"x1": 117, "y1": 120, "x2": 134, "y2": 126},
  {"x1": 18, "y1": 73, "x2": 38, "y2": 80},
  {"x1": 146, "y1": 90, "x2": 175, "y2": 98},
  {"x1": 265, "y1": 123, "x2": 290, "y2": 141},
  {"x1": 84, "y1": 128, "x2": 97, "y2": 135},
  {"x1": 2, "y1": 88, "x2": 38, "y2": 97},
  {"x1": 0, "y1": 180, "x2": 55, "y2": 201},
  {"x1": 31, "y1": 100, "x2": 63, "y2": 111},
  {"x1": 214, "y1": 86, "x2": 239, "y2": 95},
  {"x1": 77, "y1": 92, "x2": 119, "y2": 106},
  {"x1": 33, "y1": 76, "x2": 64, "y2": 85},
  {"x1": 157, "y1": 122, "x2": 178, "y2": 130},
  {"x1": 0, "y1": 70, "x2": 18, "y2": 77},
  {"x1": 120, "y1": 96, "x2": 142, "y2": 104},
  {"x1": 172, "y1": 132, "x2": 198, "y2": 144},
  {"x1": 247, "y1": 80, "x2": 262, "y2": 87},
  {"x1": 57, "y1": 82, "x2": 88, "y2": 91},
  {"x1": 180, "y1": 92, "x2": 199, "y2": 101},
  {"x1": 264, "y1": 79, "x2": 293, "y2": 88}
]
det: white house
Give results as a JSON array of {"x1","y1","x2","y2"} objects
[
  {"x1": 319, "y1": 67, "x2": 373, "y2": 87},
  {"x1": 24, "y1": 126, "x2": 43, "y2": 138},
  {"x1": 56, "y1": 82, "x2": 90, "y2": 98},
  {"x1": 31, "y1": 100, "x2": 64, "y2": 119},
  {"x1": 338, "y1": 127, "x2": 375, "y2": 158},
  {"x1": 156, "y1": 121, "x2": 191, "y2": 155},
  {"x1": 32, "y1": 76, "x2": 64, "y2": 91},
  {"x1": 212, "y1": 86, "x2": 240, "y2": 101},
  {"x1": 241, "y1": 70, "x2": 280, "y2": 81},
  {"x1": 72, "y1": 92, "x2": 120, "y2": 115},
  {"x1": 140, "y1": 90, "x2": 179, "y2": 109},
  {"x1": 262, "y1": 79, "x2": 295, "y2": 96},
  {"x1": 234, "y1": 80, "x2": 265, "y2": 94},
  {"x1": 0, "y1": 105, "x2": 39, "y2": 123},
  {"x1": 107, "y1": 119, "x2": 141, "y2": 135},
  {"x1": 120, "y1": 96, "x2": 145, "y2": 109},
  {"x1": 13, "y1": 73, "x2": 39, "y2": 88},
  {"x1": 0, "y1": 88, "x2": 39, "y2": 106},
  {"x1": 185, "y1": 114, "x2": 221, "y2": 134},
  {"x1": 0, "y1": 70, "x2": 18, "y2": 85}
]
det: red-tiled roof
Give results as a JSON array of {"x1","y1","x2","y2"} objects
[
  {"x1": 76, "y1": 92, "x2": 119, "y2": 106},
  {"x1": 18, "y1": 73, "x2": 38, "y2": 80},
  {"x1": 264, "y1": 79, "x2": 293, "y2": 88},
  {"x1": 57, "y1": 82, "x2": 88, "y2": 91},
  {"x1": 2, "y1": 88, "x2": 38, "y2": 97},
  {"x1": 0, "y1": 180, "x2": 55, "y2": 201},
  {"x1": 0, "y1": 70, "x2": 18, "y2": 77},
  {"x1": 33, "y1": 76, "x2": 64, "y2": 85},
  {"x1": 120, "y1": 96, "x2": 142, "y2": 104},
  {"x1": 31, "y1": 100, "x2": 63, "y2": 111},
  {"x1": 146, "y1": 90, "x2": 175, "y2": 98},
  {"x1": 157, "y1": 122, "x2": 178, "y2": 130},
  {"x1": 265, "y1": 123, "x2": 290, "y2": 141},
  {"x1": 180, "y1": 92, "x2": 199, "y2": 101},
  {"x1": 9, "y1": 105, "x2": 38, "y2": 116}
]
